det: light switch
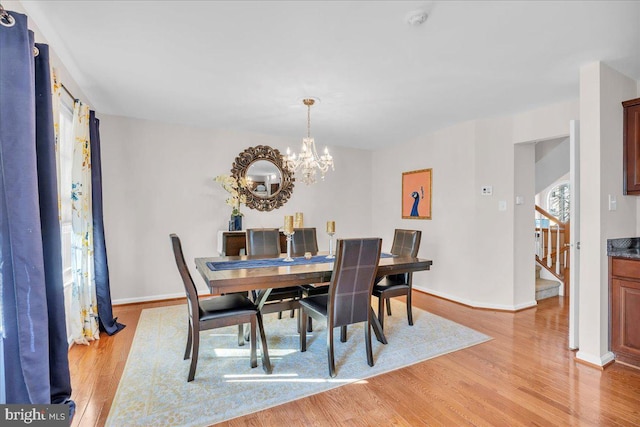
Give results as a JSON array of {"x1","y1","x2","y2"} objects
[
  {"x1": 481, "y1": 186, "x2": 493, "y2": 196},
  {"x1": 498, "y1": 200, "x2": 507, "y2": 211},
  {"x1": 609, "y1": 194, "x2": 617, "y2": 211},
  {"x1": 515, "y1": 196, "x2": 524, "y2": 205}
]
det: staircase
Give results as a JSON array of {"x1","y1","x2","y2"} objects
[
  {"x1": 535, "y1": 264, "x2": 560, "y2": 300},
  {"x1": 534, "y1": 204, "x2": 568, "y2": 300}
]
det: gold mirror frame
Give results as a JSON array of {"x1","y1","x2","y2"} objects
[{"x1": 231, "y1": 145, "x2": 294, "y2": 212}]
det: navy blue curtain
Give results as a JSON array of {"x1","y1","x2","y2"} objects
[
  {"x1": 0, "y1": 10, "x2": 74, "y2": 413},
  {"x1": 90, "y1": 111, "x2": 125, "y2": 335}
]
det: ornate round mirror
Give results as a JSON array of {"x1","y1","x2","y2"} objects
[{"x1": 231, "y1": 145, "x2": 294, "y2": 212}]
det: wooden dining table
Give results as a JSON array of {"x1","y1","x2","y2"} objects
[{"x1": 194, "y1": 252, "x2": 433, "y2": 345}]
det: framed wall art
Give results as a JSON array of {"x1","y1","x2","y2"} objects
[{"x1": 402, "y1": 168, "x2": 432, "y2": 219}]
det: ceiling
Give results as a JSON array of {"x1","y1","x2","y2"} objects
[{"x1": 20, "y1": 1, "x2": 640, "y2": 150}]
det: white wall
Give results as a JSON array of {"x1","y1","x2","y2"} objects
[
  {"x1": 99, "y1": 114, "x2": 373, "y2": 302},
  {"x1": 372, "y1": 100, "x2": 578, "y2": 310},
  {"x1": 535, "y1": 138, "x2": 570, "y2": 194},
  {"x1": 514, "y1": 142, "x2": 536, "y2": 305},
  {"x1": 372, "y1": 121, "x2": 478, "y2": 305},
  {"x1": 577, "y1": 62, "x2": 638, "y2": 366}
]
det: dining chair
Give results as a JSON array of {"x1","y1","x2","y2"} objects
[
  {"x1": 170, "y1": 234, "x2": 271, "y2": 381},
  {"x1": 372, "y1": 229, "x2": 422, "y2": 330},
  {"x1": 291, "y1": 227, "x2": 325, "y2": 331},
  {"x1": 299, "y1": 237, "x2": 382, "y2": 377},
  {"x1": 245, "y1": 228, "x2": 301, "y2": 320},
  {"x1": 246, "y1": 228, "x2": 282, "y2": 257},
  {"x1": 291, "y1": 227, "x2": 319, "y2": 256}
]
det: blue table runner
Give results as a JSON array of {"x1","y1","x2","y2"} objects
[{"x1": 207, "y1": 253, "x2": 393, "y2": 271}]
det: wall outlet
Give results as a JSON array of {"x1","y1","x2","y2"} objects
[{"x1": 481, "y1": 185, "x2": 493, "y2": 196}]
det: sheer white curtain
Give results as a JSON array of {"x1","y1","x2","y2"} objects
[{"x1": 69, "y1": 101, "x2": 99, "y2": 344}]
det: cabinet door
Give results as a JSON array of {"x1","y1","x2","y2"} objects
[
  {"x1": 624, "y1": 99, "x2": 640, "y2": 194},
  {"x1": 611, "y1": 278, "x2": 640, "y2": 364}
]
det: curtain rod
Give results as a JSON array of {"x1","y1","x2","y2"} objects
[
  {"x1": 61, "y1": 84, "x2": 78, "y2": 102},
  {"x1": 0, "y1": 2, "x2": 79, "y2": 103}
]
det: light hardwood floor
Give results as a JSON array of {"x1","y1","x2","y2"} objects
[{"x1": 68, "y1": 293, "x2": 640, "y2": 426}]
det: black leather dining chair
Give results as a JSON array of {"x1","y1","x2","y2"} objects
[
  {"x1": 291, "y1": 227, "x2": 319, "y2": 256},
  {"x1": 245, "y1": 228, "x2": 302, "y2": 320},
  {"x1": 299, "y1": 237, "x2": 382, "y2": 377},
  {"x1": 246, "y1": 228, "x2": 282, "y2": 257},
  {"x1": 372, "y1": 229, "x2": 422, "y2": 330},
  {"x1": 170, "y1": 234, "x2": 271, "y2": 381},
  {"x1": 290, "y1": 227, "x2": 326, "y2": 331}
]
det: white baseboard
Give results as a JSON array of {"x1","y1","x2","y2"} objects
[
  {"x1": 576, "y1": 350, "x2": 615, "y2": 367},
  {"x1": 113, "y1": 291, "x2": 192, "y2": 306},
  {"x1": 415, "y1": 286, "x2": 537, "y2": 312}
]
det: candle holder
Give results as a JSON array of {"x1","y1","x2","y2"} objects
[
  {"x1": 326, "y1": 231, "x2": 335, "y2": 259},
  {"x1": 283, "y1": 230, "x2": 295, "y2": 262}
]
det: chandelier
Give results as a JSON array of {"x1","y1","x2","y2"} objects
[{"x1": 284, "y1": 98, "x2": 334, "y2": 185}]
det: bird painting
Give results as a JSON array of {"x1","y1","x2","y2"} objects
[
  {"x1": 410, "y1": 186, "x2": 424, "y2": 217},
  {"x1": 402, "y1": 169, "x2": 431, "y2": 220}
]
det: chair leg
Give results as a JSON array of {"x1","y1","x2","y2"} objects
[
  {"x1": 340, "y1": 325, "x2": 347, "y2": 343},
  {"x1": 377, "y1": 295, "x2": 385, "y2": 331},
  {"x1": 300, "y1": 310, "x2": 308, "y2": 352},
  {"x1": 256, "y1": 312, "x2": 272, "y2": 374},
  {"x1": 386, "y1": 297, "x2": 392, "y2": 316},
  {"x1": 307, "y1": 316, "x2": 313, "y2": 333},
  {"x1": 238, "y1": 324, "x2": 245, "y2": 346},
  {"x1": 187, "y1": 327, "x2": 199, "y2": 382},
  {"x1": 328, "y1": 326, "x2": 336, "y2": 377},
  {"x1": 184, "y1": 319, "x2": 193, "y2": 360},
  {"x1": 365, "y1": 320, "x2": 374, "y2": 367},
  {"x1": 249, "y1": 316, "x2": 257, "y2": 368},
  {"x1": 290, "y1": 309, "x2": 295, "y2": 318},
  {"x1": 407, "y1": 291, "x2": 414, "y2": 326}
]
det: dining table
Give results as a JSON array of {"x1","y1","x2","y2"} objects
[{"x1": 194, "y1": 252, "x2": 433, "y2": 345}]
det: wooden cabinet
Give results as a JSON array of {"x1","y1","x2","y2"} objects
[
  {"x1": 623, "y1": 97, "x2": 640, "y2": 195},
  {"x1": 609, "y1": 257, "x2": 640, "y2": 367}
]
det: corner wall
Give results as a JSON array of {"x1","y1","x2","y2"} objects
[
  {"x1": 577, "y1": 62, "x2": 637, "y2": 366},
  {"x1": 371, "y1": 100, "x2": 578, "y2": 310}
]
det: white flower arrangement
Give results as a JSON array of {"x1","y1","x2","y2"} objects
[{"x1": 214, "y1": 174, "x2": 247, "y2": 216}]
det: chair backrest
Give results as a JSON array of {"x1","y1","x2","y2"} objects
[
  {"x1": 246, "y1": 228, "x2": 281, "y2": 257},
  {"x1": 390, "y1": 229, "x2": 422, "y2": 257},
  {"x1": 170, "y1": 233, "x2": 199, "y2": 320},
  {"x1": 291, "y1": 227, "x2": 319, "y2": 256},
  {"x1": 328, "y1": 238, "x2": 382, "y2": 327}
]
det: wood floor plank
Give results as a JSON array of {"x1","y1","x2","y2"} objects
[{"x1": 67, "y1": 294, "x2": 640, "y2": 426}]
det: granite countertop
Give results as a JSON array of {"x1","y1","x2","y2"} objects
[{"x1": 607, "y1": 237, "x2": 640, "y2": 259}]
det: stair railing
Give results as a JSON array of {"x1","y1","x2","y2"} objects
[{"x1": 535, "y1": 205, "x2": 569, "y2": 282}]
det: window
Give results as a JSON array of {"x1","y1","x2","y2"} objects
[
  {"x1": 58, "y1": 94, "x2": 74, "y2": 341},
  {"x1": 547, "y1": 182, "x2": 570, "y2": 223}
]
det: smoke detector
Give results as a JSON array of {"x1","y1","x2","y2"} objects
[{"x1": 406, "y1": 10, "x2": 428, "y2": 26}]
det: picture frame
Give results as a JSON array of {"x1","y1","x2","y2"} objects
[{"x1": 402, "y1": 168, "x2": 432, "y2": 219}]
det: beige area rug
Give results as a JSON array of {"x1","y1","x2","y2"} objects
[{"x1": 106, "y1": 300, "x2": 490, "y2": 426}]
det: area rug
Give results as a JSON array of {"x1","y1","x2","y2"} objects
[{"x1": 106, "y1": 300, "x2": 490, "y2": 427}]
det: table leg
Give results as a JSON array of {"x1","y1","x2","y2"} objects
[
  {"x1": 254, "y1": 288, "x2": 273, "y2": 311},
  {"x1": 370, "y1": 307, "x2": 387, "y2": 344}
]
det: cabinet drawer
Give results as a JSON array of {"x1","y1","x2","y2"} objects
[{"x1": 611, "y1": 258, "x2": 640, "y2": 279}]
